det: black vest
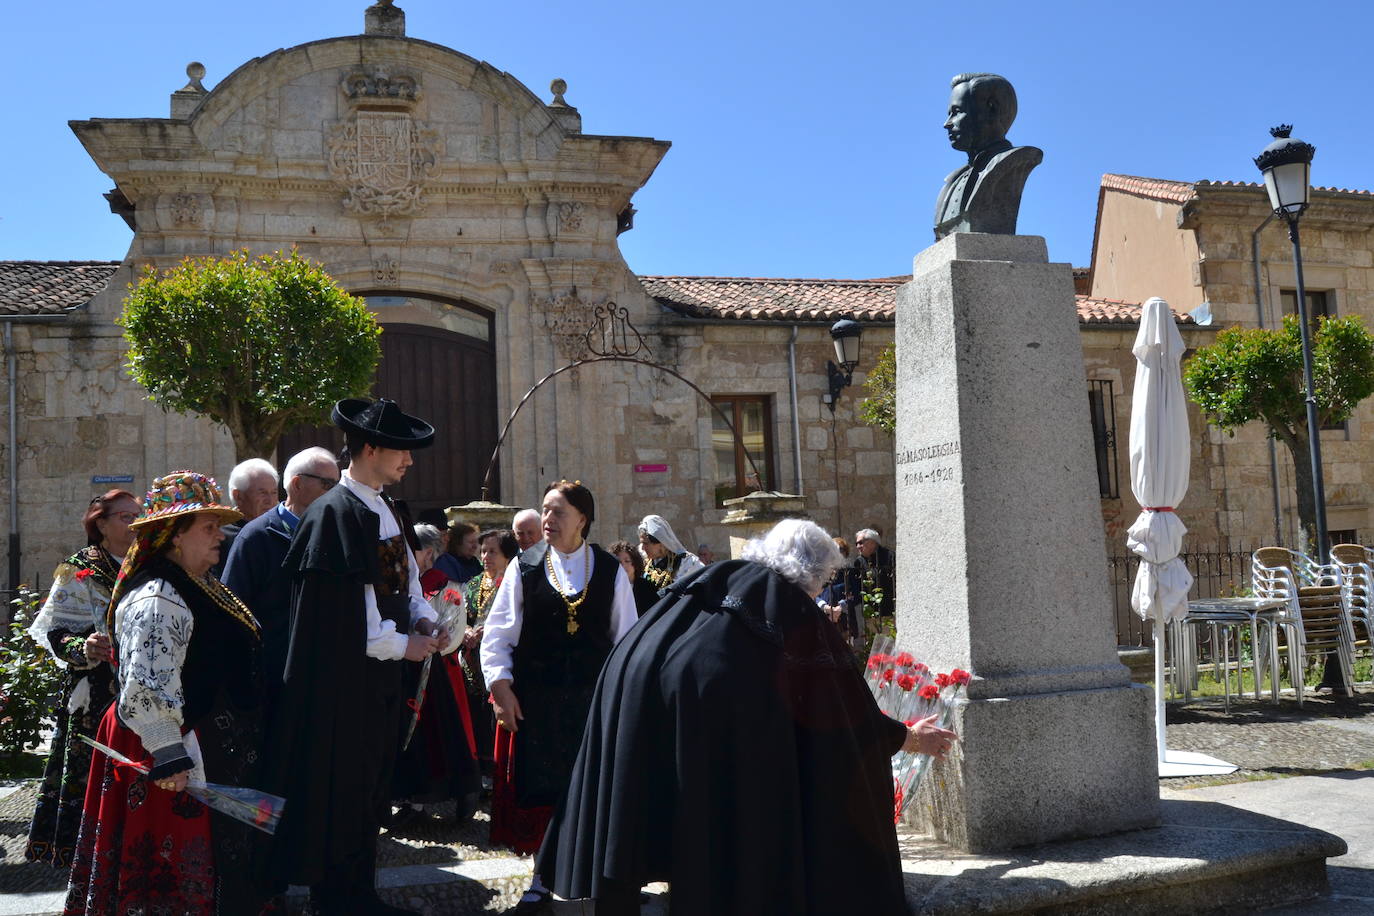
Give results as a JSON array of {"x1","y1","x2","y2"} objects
[{"x1": 512, "y1": 542, "x2": 617, "y2": 690}]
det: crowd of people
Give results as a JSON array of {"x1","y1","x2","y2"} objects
[{"x1": 19, "y1": 395, "x2": 954, "y2": 916}]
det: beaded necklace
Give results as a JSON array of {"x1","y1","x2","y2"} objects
[
  {"x1": 544, "y1": 542, "x2": 591, "y2": 635},
  {"x1": 476, "y1": 573, "x2": 497, "y2": 613}
]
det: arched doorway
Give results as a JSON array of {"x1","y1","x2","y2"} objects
[{"x1": 278, "y1": 294, "x2": 499, "y2": 523}]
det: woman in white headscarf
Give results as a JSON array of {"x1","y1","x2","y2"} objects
[{"x1": 637, "y1": 515, "x2": 704, "y2": 590}]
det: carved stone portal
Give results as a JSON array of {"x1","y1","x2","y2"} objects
[{"x1": 327, "y1": 111, "x2": 442, "y2": 218}]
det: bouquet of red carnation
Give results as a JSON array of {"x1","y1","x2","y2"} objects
[{"x1": 864, "y1": 635, "x2": 971, "y2": 822}]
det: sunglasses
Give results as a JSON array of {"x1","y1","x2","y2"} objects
[{"x1": 298, "y1": 473, "x2": 338, "y2": 489}]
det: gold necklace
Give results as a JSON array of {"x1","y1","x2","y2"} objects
[
  {"x1": 476, "y1": 573, "x2": 496, "y2": 611},
  {"x1": 643, "y1": 560, "x2": 675, "y2": 590},
  {"x1": 545, "y1": 543, "x2": 591, "y2": 635}
]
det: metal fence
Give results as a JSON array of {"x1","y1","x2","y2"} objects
[{"x1": 1109, "y1": 541, "x2": 1259, "y2": 647}]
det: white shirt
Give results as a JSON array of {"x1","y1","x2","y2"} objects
[
  {"x1": 340, "y1": 470, "x2": 437, "y2": 661},
  {"x1": 480, "y1": 541, "x2": 637, "y2": 686}
]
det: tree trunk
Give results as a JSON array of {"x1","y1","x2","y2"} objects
[{"x1": 1274, "y1": 425, "x2": 1319, "y2": 553}]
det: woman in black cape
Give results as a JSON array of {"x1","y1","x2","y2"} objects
[{"x1": 537, "y1": 519, "x2": 957, "y2": 915}]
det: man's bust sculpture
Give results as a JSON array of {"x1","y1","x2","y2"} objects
[{"x1": 933, "y1": 72, "x2": 1042, "y2": 240}]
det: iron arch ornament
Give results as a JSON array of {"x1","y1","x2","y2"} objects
[{"x1": 481, "y1": 302, "x2": 767, "y2": 500}]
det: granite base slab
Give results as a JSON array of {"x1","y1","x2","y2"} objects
[{"x1": 900, "y1": 796, "x2": 1345, "y2": 915}]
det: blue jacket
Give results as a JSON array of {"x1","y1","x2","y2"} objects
[{"x1": 222, "y1": 505, "x2": 296, "y2": 687}]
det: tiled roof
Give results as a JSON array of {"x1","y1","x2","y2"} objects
[
  {"x1": 640, "y1": 276, "x2": 902, "y2": 322},
  {"x1": 641, "y1": 275, "x2": 1191, "y2": 326},
  {"x1": 1100, "y1": 174, "x2": 1197, "y2": 204},
  {"x1": 1077, "y1": 296, "x2": 1193, "y2": 326},
  {"x1": 1103, "y1": 173, "x2": 1374, "y2": 205},
  {"x1": 0, "y1": 261, "x2": 120, "y2": 316}
]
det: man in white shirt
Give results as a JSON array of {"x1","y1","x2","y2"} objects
[{"x1": 265, "y1": 398, "x2": 446, "y2": 916}]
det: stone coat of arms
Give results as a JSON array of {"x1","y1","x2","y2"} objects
[{"x1": 327, "y1": 110, "x2": 442, "y2": 217}]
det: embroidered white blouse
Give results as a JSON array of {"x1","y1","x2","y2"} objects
[
  {"x1": 113, "y1": 577, "x2": 205, "y2": 783},
  {"x1": 479, "y1": 541, "x2": 637, "y2": 687},
  {"x1": 339, "y1": 471, "x2": 438, "y2": 661},
  {"x1": 27, "y1": 562, "x2": 116, "y2": 670}
]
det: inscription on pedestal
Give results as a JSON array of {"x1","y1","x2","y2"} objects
[{"x1": 897, "y1": 439, "x2": 961, "y2": 487}]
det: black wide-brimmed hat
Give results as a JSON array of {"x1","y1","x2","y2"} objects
[{"x1": 332, "y1": 398, "x2": 435, "y2": 450}]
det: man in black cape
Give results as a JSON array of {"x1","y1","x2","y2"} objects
[
  {"x1": 537, "y1": 530, "x2": 955, "y2": 916},
  {"x1": 262, "y1": 398, "x2": 451, "y2": 916}
]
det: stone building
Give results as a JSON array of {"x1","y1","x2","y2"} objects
[
  {"x1": 1088, "y1": 173, "x2": 1374, "y2": 551},
  {"x1": 0, "y1": 5, "x2": 903, "y2": 592}
]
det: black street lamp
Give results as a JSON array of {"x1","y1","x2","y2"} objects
[
  {"x1": 825, "y1": 319, "x2": 863, "y2": 412},
  {"x1": 1255, "y1": 124, "x2": 1327, "y2": 556}
]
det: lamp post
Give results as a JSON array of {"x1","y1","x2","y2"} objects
[
  {"x1": 824, "y1": 319, "x2": 863, "y2": 413},
  {"x1": 1255, "y1": 124, "x2": 1326, "y2": 556}
]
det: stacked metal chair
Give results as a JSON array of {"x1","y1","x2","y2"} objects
[
  {"x1": 1330, "y1": 544, "x2": 1373, "y2": 657},
  {"x1": 1251, "y1": 547, "x2": 1356, "y2": 703}
]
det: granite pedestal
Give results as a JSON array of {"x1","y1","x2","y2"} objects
[{"x1": 895, "y1": 232, "x2": 1158, "y2": 852}]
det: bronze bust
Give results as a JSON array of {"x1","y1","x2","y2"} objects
[{"x1": 933, "y1": 73, "x2": 1042, "y2": 240}]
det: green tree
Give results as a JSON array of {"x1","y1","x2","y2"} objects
[
  {"x1": 1184, "y1": 314, "x2": 1374, "y2": 547},
  {"x1": 858, "y1": 342, "x2": 896, "y2": 434},
  {"x1": 121, "y1": 250, "x2": 382, "y2": 460}
]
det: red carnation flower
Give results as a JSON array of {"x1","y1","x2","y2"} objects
[
  {"x1": 903, "y1": 719, "x2": 916, "y2": 727},
  {"x1": 918, "y1": 683, "x2": 939, "y2": 700},
  {"x1": 951, "y1": 668, "x2": 972, "y2": 686},
  {"x1": 867, "y1": 656, "x2": 884, "y2": 671},
  {"x1": 894, "y1": 652, "x2": 915, "y2": 667},
  {"x1": 935, "y1": 672, "x2": 953, "y2": 689},
  {"x1": 897, "y1": 674, "x2": 917, "y2": 691},
  {"x1": 443, "y1": 588, "x2": 462, "y2": 603},
  {"x1": 881, "y1": 669, "x2": 895, "y2": 684},
  {"x1": 913, "y1": 662, "x2": 930, "y2": 674},
  {"x1": 74, "y1": 569, "x2": 94, "y2": 581}
]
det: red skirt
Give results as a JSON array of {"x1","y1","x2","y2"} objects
[
  {"x1": 489, "y1": 727, "x2": 553, "y2": 854},
  {"x1": 64, "y1": 705, "x2": 215, "y2": 915}
]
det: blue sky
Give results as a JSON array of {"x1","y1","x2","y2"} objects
[{"x1": 4, "y1": 0, "x2": 1367, "y2": 278}]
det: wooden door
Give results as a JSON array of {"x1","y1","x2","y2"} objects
[{"x1": 278, "y1": 320, "x2": 499, "y2": 522}]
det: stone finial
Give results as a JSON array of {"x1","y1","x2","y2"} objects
[
  {"x1": 171, "y1": 62, "x2": 208, "y2": 118},
  {"x1": 181, "y1": 62, "x2": 207, "y2": 93},
  {"x1": 549, "y1": 78, "x2": 570, "y2": 108},
  {"x1": 547, "y1": 78, "x2": 582, "y2": 133},
  {"x1": 365, "y1": 0, "x2": 406, "y2": 36}
]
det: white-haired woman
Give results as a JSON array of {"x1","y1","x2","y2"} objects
[{"x1": 537, "y1": 518, "x2": 956, "y2": 915}]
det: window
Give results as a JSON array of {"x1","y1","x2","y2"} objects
[
  {"x1": 711, "y1": 396, "x2": 776, "y2": 506},
  {"x1": 1088, "y1": 380, "x2": 1119, "y2": 500},
  {"x1": 1329, "y1": 529, "x2": 1359, "y2": 547},
  {"x1": 1280, "y1": 289, "x2": 1332, "y2": 323}
]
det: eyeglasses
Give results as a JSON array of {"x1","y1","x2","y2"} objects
[
  {"x1": 298, "y1": 473, "x2": 338, "y2": 489},
  {"x1": 107, "y1": 512, "x2": 140, "y2": 524}
]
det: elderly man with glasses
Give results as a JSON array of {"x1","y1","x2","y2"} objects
[
  {"x1": 222, "y1": 447, "x2": 340, "y2": 697},
  {"x1": 853, "y1": 528, "x2": 896, "y2": 621}
]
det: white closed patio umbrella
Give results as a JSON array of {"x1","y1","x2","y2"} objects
[{"x1": 1127, "y1": 297, "x2": 1235, "y2": 777}]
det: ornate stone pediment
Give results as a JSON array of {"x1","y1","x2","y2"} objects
[{"x1": 326, "y1": 110, "x2": 443, "y2": 218}]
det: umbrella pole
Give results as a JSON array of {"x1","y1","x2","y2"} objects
[{"x1": 1155, "y1": 615, "x2": 1167, "y2": 762}]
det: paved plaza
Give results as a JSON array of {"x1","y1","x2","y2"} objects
[{"x1": 1, "y1": 689, "x2": 1372, "y2": 914}]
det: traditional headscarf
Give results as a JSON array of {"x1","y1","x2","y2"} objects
[{"x1": 638, "y1": 515, "x2": 689, "y2": 557}]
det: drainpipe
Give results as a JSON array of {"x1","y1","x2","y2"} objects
[
  {"x1": 2, "y1": 314, "x2": 71, "y2": 592},
  {"x1": 1251, "y1": 213, "x2": 1284, "y2": 545},
  {"x1": 787, "y1": 324, "x2": 804, "y2": 494}
]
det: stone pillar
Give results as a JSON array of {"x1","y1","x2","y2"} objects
[
  {"x1": 895, "y1": 232, "x2": 1158, "y2": 853},
  {"x1": 364, "y1": 1, "x2": 406, "y2": 37},
  {"x1": 446, "y1": 500, "x2": 523, "y2": 532},
  {"x1": 720, "y1": 491, "x2": 809, "y2": 558}
]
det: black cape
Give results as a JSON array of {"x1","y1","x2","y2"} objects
[
  {"x1": 538, "y1": 560, "x2": 908, "y2": 915},
  {"x1": 260, "y1": 484, "x2": 396, "y2": 887}
]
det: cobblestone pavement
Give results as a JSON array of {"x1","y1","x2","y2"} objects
[
  {"x1": 5, "y1": 689, "x2": 1373, "y2": 908},
  {"x1": 1162, "y1": 686, "x2": 1374, "y2": 786}
]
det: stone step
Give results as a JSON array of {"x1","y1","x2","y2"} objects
[{"x1": 900, "y1": 796, "x2": 1345, "y2": 914}]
